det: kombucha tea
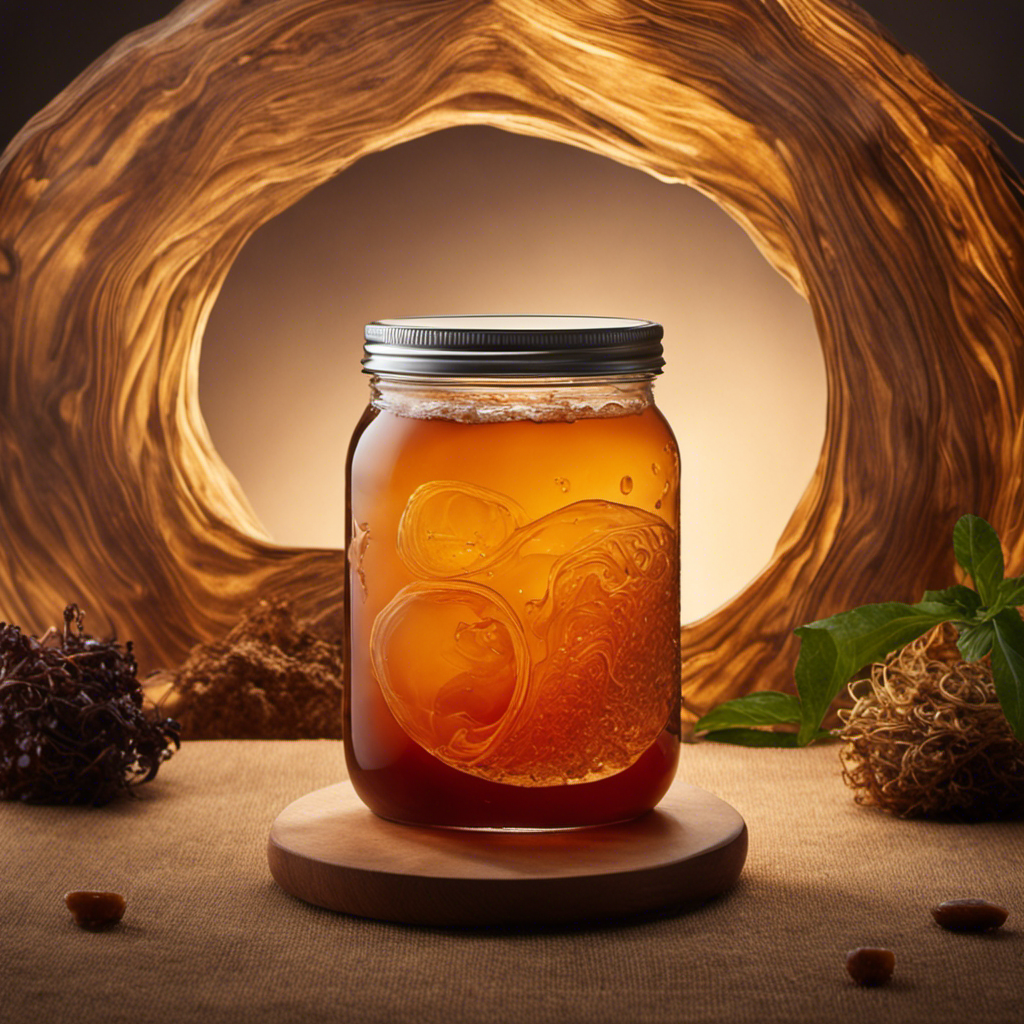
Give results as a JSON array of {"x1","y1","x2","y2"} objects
[{"x1": 344, "y1": 377, "x2": 681, "y2": 829}]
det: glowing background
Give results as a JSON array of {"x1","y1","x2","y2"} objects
[{"x1": 199, "y1": 126, "x2": 825, "y2": 623}]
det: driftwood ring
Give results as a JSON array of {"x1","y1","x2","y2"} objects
[{"x1": 0, "y1": 0, "x2": 1021, "y2": 713}]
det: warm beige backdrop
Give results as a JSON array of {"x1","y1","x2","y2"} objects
[{"x1": 200, "y1": 126, "x2": 824, "y2": 625}]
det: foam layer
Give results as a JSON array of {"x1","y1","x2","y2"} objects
[{"x1": 370, "y1": 381, "x2": 653, "y2": 423}]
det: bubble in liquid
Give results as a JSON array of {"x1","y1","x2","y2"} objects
[
  {"x1": 375, "y1": 485, "x2": 678, "y2": 787},
  {"x1": 651, "y1": 462, "x2": 660, "y2": 475},
  {"x1": 620, "y1": 475, "x2": 633, "y2": 495},
  {"x1": 554, "y1": 477, "x2": 571, "y2": 493},
  {"x1": 397, "y1": 480, "x2": 526, "y2": 578}
]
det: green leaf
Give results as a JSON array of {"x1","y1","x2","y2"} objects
[
  {"x1": 701, "y1": 727, "x2": 830, "y2": 748},
  {"x1": 990, "y1": 609, "x2": 1024, "y2": 742},
  {"x1": 921, "y1": 585, "x2": 982, "y2": 618},
  {"x1": 693, "y1": 691, "x2": 803, "y2": 734},
  {"x1": 794, "y1": 603, "x2": 958, "y2": 745},
  {"x1": 698, "y1": 515, "x2": 1022, "y2": 754},
  {"x1": 995, "y1": 575, "x2": 1024, "y2": 610},
  {"x1": 957, "y1": 621, "x2": 994, "y2": 662},
  {"x1": 953, "y1": 515, "x2": 1004, "y2": 607}
]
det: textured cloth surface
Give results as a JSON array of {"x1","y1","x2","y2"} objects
[{"x1": 1, "y1": 741, "x2": 1021, "y2": 1024}]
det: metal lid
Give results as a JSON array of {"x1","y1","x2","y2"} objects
[{"x1": 362, "y1": 315, "x2": 664, "y2": 377}]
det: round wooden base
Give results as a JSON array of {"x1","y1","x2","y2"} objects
[{"x1": 267, "y1": 779, "x2": 747, "y2": 927}]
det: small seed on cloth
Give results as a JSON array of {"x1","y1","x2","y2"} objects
[
  {"x1": 845, "y1": 947, "x2": 895, "y2": 986},
  {"x1": 931, "y1": 898, "x2": 1008, "y2": 933},
  {"x1": 65, "y1": 890, "x2": 126, "y2": 930}
]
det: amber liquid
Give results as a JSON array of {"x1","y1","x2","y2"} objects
[{"x1": 344, "y1": 387, "x2": 681, "y2": 828}]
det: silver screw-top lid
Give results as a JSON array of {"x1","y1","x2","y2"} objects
[{"x1": 362, "y1": 315, "x2": 664, "y2": 377}]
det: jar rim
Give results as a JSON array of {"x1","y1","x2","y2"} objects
[{"x1": 362, "y1": 315, "x2": 664, "y2": 377}]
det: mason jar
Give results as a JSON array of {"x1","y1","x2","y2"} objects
[{"x1": 344, "y1": 316, "x2": 680, "y2": 828}]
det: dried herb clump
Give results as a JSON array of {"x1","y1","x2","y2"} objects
[
  {"x1": 839, "y1": 623, "x2": 1024, "y2": 820},
  {"x1": 0, "y1": 606, "x2": 180, "y2": 805},
  {"x1": 171, "y1": 600, "x2": 343, "y2": 739}
]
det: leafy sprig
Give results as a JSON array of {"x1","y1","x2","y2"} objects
[{"x1": 694, "y1": 515, "x2": 1024, "y2": 746}]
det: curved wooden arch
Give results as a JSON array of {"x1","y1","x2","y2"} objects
[{"x1": 1, "y1": 0, "x2": 1022, "y2": 716}]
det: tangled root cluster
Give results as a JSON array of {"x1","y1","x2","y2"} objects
[
  {"x1": 0, "y1": 606, "x2": 179, "y2": 805},
  {"x1": 839, "y1": 623, "x2": 1024, "y2": 820}
]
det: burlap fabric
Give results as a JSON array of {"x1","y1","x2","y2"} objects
[{"x1": 1, "y1": 741, "x2": 1020, "y2": 1023}]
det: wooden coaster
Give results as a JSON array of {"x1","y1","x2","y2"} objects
[{"x1": 267, "y1": 779, "x2": 747, "y2": 927}]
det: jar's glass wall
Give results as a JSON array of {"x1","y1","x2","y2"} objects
[{"x1": 344, "y1": 374, "x2": 681, "y2": 829}]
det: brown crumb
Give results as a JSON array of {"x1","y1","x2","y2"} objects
[
  {"x1": 931, "y1": 897, "x2": 1009, "y2": 932},
  {"x1": 170, "y1": 600, "x2": 343, "y2": 739},
  {"x1": 838, "y1": 623, "x2": 1024, "y2": 820},
  {"x1": 65, "y1": 890, "x2": 126, "y2": 930},
  {"x1": 845, "y1": 947, "x2": 895, "y2": 987}
]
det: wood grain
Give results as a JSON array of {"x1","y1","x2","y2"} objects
[
  {"x1": 1, "y1": 0, "x2": 1022, "y2": 718},
  {"x1": 267, "y1": 779, "x2": 748, "y2": 925}
]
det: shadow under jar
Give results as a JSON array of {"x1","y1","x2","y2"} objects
[{"x1": 345, "y1": 316, "x2": 681, "y2": 829}]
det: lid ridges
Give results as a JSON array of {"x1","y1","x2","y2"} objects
[{"x1": 362, "y1": 315, "x2": 665, "y2": 377}]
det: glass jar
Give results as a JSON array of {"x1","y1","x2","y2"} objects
[{"x1": 344, "y1": 316, "x2": 680, "y2": 829}]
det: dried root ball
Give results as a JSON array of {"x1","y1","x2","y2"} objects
[
  {"x1": 171, "y1": 600, "x2": 343, "y2": 739},
  {"x1": 839, "y1": 624, "x2": 1024, "y2": 820}
]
